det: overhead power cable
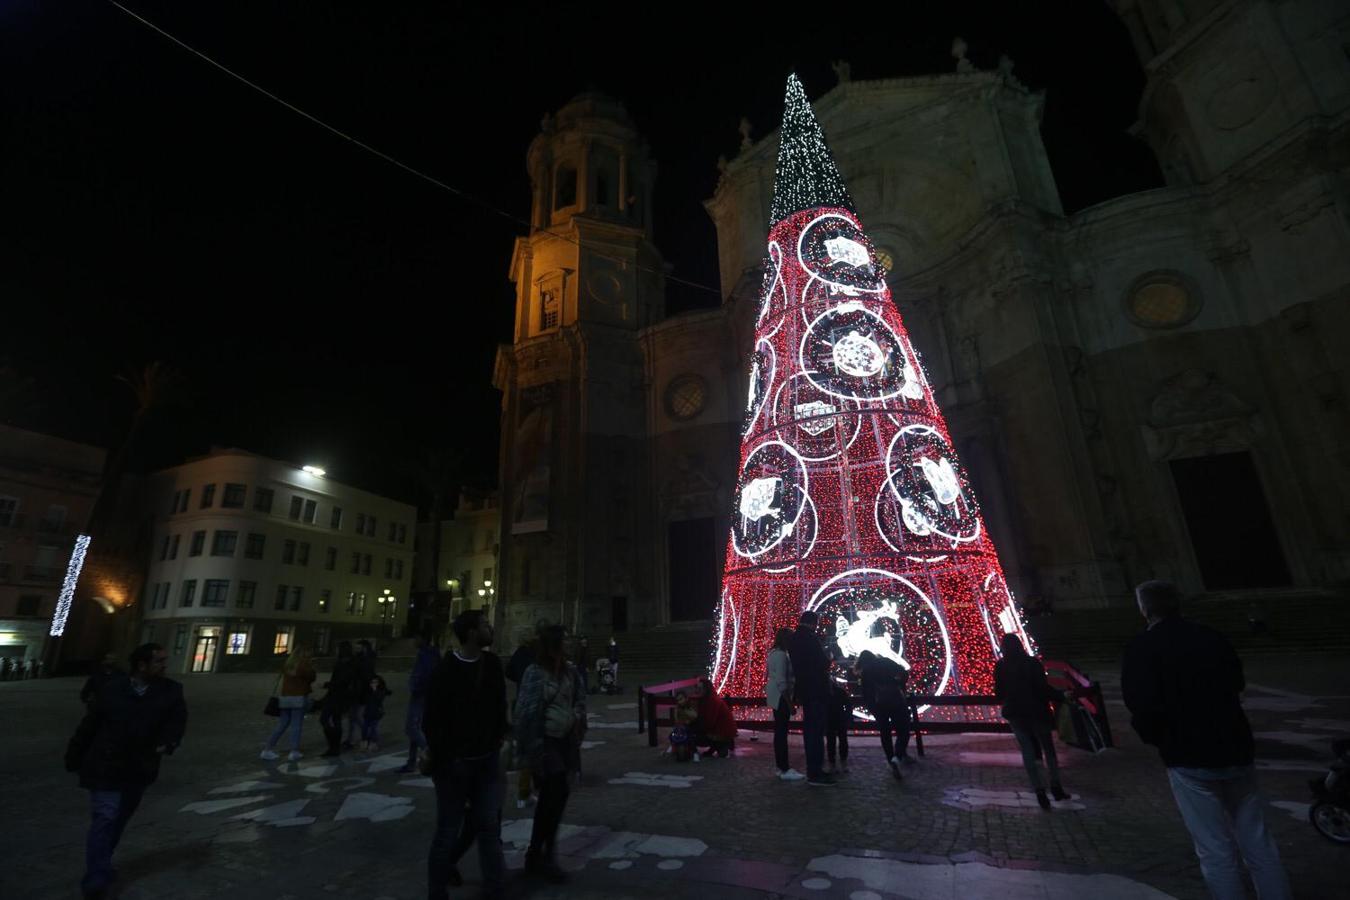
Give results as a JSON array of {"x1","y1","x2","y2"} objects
[{"x1": 106, "y1": 0, "x2": 723, "y2": 297}]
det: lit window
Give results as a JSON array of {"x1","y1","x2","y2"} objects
[
  {"x1": 225, "y1": 628, "x2": 251, "y2": 655},
  {"x1": 319, "y1": 589, "x2": 331, "y2": 613},
  {"x1": 540, "y1": 289, "x2": 559, "y2": 330},
  {"x1": 357, "y1": 592, "x2": 367, "y2": 615},
  {"x1": 273, "y1": 627, "x2": 292, "y2": 655}
]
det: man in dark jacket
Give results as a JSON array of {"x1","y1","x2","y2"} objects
[
  {"x1": 65, "y1": 643, "x2": 187, "y2": 899},
  {"x1": 1121, "y1": 581, "x2": 1290, "y2": 899},
  {"x1": 788, "y1": 610, "x2": 833, "y2": 785},
  {"x1": 424, "y1": 609, "x2": 508, "y2": 900}
]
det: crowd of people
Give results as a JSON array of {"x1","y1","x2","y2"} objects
[
  {"x1": 60, "y1": 579, "x2": 1295, "y2": 900},
  {"x1": 1, "y1": 655, "x2": 41, "y2": 680}
]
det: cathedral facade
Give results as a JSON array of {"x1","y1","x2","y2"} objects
[{"x1": 493, "y1": 0, "x2": 1350, "y2": 640}]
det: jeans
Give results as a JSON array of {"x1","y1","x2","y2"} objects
[
  {"x1": 826, "y1": 707, "x2": 849, "y2": 765},
  {"x1": 266, "y1": 708, "x2": 305, "y2": 752},
  {"x1": 1167, "y1": 766, "x2": 1291, "y2": 900},
  {"x1": 802, "y1": 696, "x2": 826, "y2": 779},
  {"x1": 874, "y1": 702, "x2": 909, "y2": 761},
  {"x1": 406, "y1": 696, "x2": 427, "y2": 768},
  {"x1": 345, "y1": 706, "x2": 364, "y2": 745},
  {"x1": 82, "y1": 785, "x2": 146, "y2": 892},
  {"x1": 772, "y1": 698, "x2": 791, "y2": 772},
  {"x1": 361, "y1": 713, "x2": 383, "y2": 743},
  {"x1": 428, "y1": 752, "x2": 504, "y2": 899},
  {"x1": 530, "y1": 769, "x2": 570, "y2": 855},
  {"x1": 1009, "y1": 721, "x2": 1060, "y2": 791}
]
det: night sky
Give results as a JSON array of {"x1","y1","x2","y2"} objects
[{"x1": 1, "y1": 1, "x2": 1160, "y2": 508}]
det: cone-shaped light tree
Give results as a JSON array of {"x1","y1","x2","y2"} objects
[{"x1": 710, "y1": 75, "x2": 1034, "y2": 708}]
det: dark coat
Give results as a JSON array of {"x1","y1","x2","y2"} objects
[
  {"x1": 788, "y1": 626, "x2": 829, "y2": 703},
  {"x1": 425, "y1": 652, "x2": 509, "y2": 765},
  {"x1": 65, "y1": 674, "x2": 188, "y2": 791},
  {"x1": 993, "y1": 652, "x2": 1060, "y2": 727},
  {"x1": 1121, "y1": 617, "x2": 1254, "y2": 768},
  {"x1": 859, "y1": 656, "x2": 908, "y2": 711},
  {"x1": 322, "y1": 657, "x2": 361, "y2": 711}
]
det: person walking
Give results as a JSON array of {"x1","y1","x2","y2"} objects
[
  {"x1": 424, "y1": 609, "x2": 507, "y2": 900},
  {"x1": 993, "y1": 633, "x2": 1068, "y2": 809},
  {"x1": 515, "y1": 624, "x2": 586, "y2": 882},
  {"x1": 766, "y1": 627, "x2": 805, "y2": 781},
  {"x1": 261, "y1": 647, "x2": 316, "y2": 761},
  {"x1": 399, "y1": 629, "x2": 442, "y2": 774},
  {"x1": 788, "y1": 610, "x2": 833, "y2": 786},
  {"x1": 343, "y1": 640, "x2": 376, "y2": 749},
  {"x1": 319, "y1": 641, "x2": 360, "y2": 757},
  {"x1": 65, "y1": 643, "x2": 187, "y2": 899},
  {"x1": 855, "y1": 650, "x2": 910, "y2": 781},
  {"x1": 1122, "y1": 581, "x2": 1291, "y2": 899},
  {"x1": 506, "y1": 627, "x2": 539, "y2": 809}
]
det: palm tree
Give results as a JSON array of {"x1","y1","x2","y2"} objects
[
  {"x1": 402, "y1": 445, "x2": 462, "y2": 640},
  {"x1": 50, "y1": 362, "x2": 187, "y2": 671}
]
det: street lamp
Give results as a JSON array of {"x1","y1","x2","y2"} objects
[{"x1": 378, "y1": 588, "x2": 398, "y2": 636}]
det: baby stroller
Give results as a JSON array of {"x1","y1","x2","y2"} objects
[
  {"x1": 595, "y1": 657, "x2": 618, "y2": 695},
  {"x1": 1309, "y1": 737, "x2": 1350, "y2": 844}
]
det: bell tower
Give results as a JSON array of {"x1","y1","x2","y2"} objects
[
  {"x1": 510, "y1": 92, "x2": 664, "y2": 338},
  {"x1": 495, "y1": 93, "x2": 666, "y2": 639}
]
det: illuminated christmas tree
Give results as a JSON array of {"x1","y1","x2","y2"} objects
[{"x1": 710, "y1": 74, "x2": 1034, "y2": 709}]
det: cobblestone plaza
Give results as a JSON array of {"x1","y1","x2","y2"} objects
[{"x1": 3, "y1": 654, "x2": 1345, "y2": 899}]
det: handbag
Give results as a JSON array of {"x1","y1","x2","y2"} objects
[{"x1": 263, "y1": 674, "x2": 282, "y2": 717}]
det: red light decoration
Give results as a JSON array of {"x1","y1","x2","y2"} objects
[{"x1": 710, "y1": 75, "x2": 1034, "y2": 712}]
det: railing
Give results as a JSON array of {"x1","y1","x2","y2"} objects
[{"x1": 638, "y1": 659, "x2": 1112, "y2": 755}]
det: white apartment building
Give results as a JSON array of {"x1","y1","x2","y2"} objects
[{"x1": 139, "y1": 449, "x2": 415, "y2": 674}]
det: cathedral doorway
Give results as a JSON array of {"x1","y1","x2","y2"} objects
[
  {"x1": 1169, "y1": 451, "x2": 1291, "y2": 590},
  {"x1": 668, "y1": 517, "x2": 719, "y2": 622}
]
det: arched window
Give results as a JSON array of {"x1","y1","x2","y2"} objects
[{"x1": 554, "y1": 165, "x2": 577, "y2": 210}]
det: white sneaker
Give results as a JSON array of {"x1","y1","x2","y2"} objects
[
  {"x1": 779, "y1": 768, "x2": 806, "y2": 781},
  {"x1": 516, "y1": 798, "x2": 526, "y2": 809},
  {"x1": 693, "y1": 752, "x2": 701, "y2": 763},
  {"x1": 890, "y1": 756, "x2": 901, "y2": 766},
  {"x1": 259, "y1": 749, "x2": 279, "y2": 761},
  {"x1": 287, "y1": 751, "x2": 303, "y2": 762}
]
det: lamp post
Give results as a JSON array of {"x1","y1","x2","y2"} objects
[{"x1": 378, "y1": 588, "x2": 398, "y2": 637}]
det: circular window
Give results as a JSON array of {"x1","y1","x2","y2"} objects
[
  {"x1": 665, "y1": 374, "x2": 708, "y2": 421},
  {"x1": 1125, "y1": 272, "x2": 1200, "y2": 328}
]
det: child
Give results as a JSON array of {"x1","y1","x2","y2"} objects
[
  {"x1": 360, "y1": 675, "x2": 391, "y2": 751},
  {"x1": 670, "y1": 691, "x2": 698, "y2": 762},
  {"x1": 825, "y1": 671, "x2": 853, "y2": 773}
]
